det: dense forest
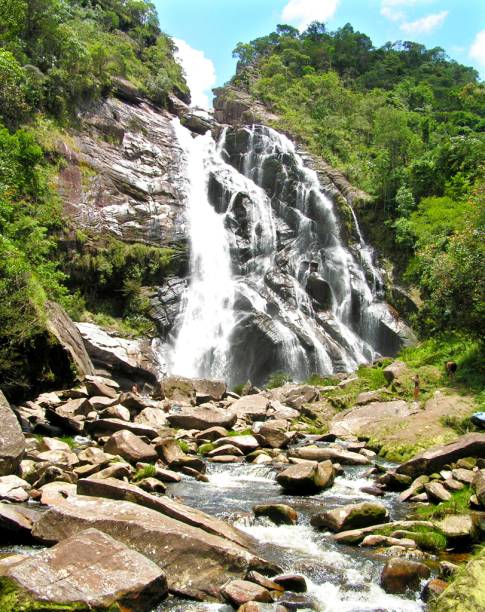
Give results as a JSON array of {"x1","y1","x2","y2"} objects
[
  {"x1": 232, "y1": 23, "x2": 484, "y2": 343},
  {"x1": 0, "y1": 0, "x2": 187, "y2": 394}
]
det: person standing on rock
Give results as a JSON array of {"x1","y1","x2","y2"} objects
[{"x1": 413, "y1": 374, "x2": 420, "y2": 401}]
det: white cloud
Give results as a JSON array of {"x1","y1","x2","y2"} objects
[
  {"x1": 470, "y1": 29, "x2": 485, "y2": 65},
  {"x1": 173, "y1": 38, "x2": 216, "y2": 109},
  {"x1": 281, "y1": 0, "x2": 339, "y2": 31},
  {"x1": 401, "y1": 10, "x2": 448, "y2": 35},
  {"x1": 380, "y1": 0, "x2": 435, "y2": 23}
]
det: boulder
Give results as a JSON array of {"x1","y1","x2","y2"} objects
[
  {"x1": 273, "y1": 574, "x2": 307, "y2": 593},
  {"x1": 31, "y1": 495, "x2": 272, "y2": 600},
  {"x1": 383, "y1": 361, "x2": 408, "y2": 385},
  {"x1": 435, "y1": 514, "x2": 475, "y2": 545},
  {"x1": 0, "y1": 390, "x2": 25, "y2": 476},
  {"x1": 289, "y1": 446, "x2": 370, "y2": 465},
  {"x1": 433, "y1": 546, "x2": 485, "y2": 611},
  {"x1": 259, "y1": 420, "x2": 292, "y2": 449},
  {"x1": 424, "y1": 481, "x2": 452, "y2": 503},
  {"x1": 208, "y1": 445, "x2": 244, "y2": 458},
  {"x1": 88, "y1": 418, "x2": 158, "y2": 439},
  {"x1": 193, "y1": 378, "x2": 227, "y2": 402},
  {"x1": 421, "y1": 578, "x2": 448, "y2": 603},
  {"x1": 473, "y1": 469, "x2": 485, "y2": 506},
  {"x1": 136, "y1": 477, "x2": 166, "y2": 494},
  {"x1": 253, "y1": 504, "x2": 298, "y2": 525},
  {"x1": 277, "y1": 460, "x2": 334, "y2": 495},
  {"x1": 396, "y1": 433, "x2": 485, "y2": 478},
  {"x1": 0, "y1": 527, "x2": 167, "y2": 611},
  {"x1": 167, "y1": 406, "x2": 237, "y2": 431},
  {"x1": 221, "y1": 580, "x2": 272, "y2": 606},
  {"x1": 399, "y1": 475, "x2": 430, "y2": 502},
  {"x1": 380, "y1": 558, "x2": 431, "y2": 594},
  {"x1": 311, "y1": 502, "x2": 389, "y2": 532},
  {"x1": 161, "y1": 376, "x2": 196, "y2": 405},
  {"x1": 330, "y1": 400, "x2": 410, "y2": 437},
  {"x1": 37, "y1": 437, "x2": 71, "y2": 452},
  {"x1": 0, "y1": 475, "x2": 30, "y2": 503},
  {"x1": 195, "y1": 426, "x2": 228, "y2": 442},
  {"x1": 85, "y1": 378, "x2": 118, "y2": 399},
  {"x1": 229, "y1": 395, "x2": 269, "y2": 421},
  {"x1": 333, "y1": 520, "x2": 434, "y2": 545},
  {"x1": 452, "y1": 468, "x2": 475, "y2": 485},
  {"x1": 215, "y1": 435, "x2": 260, "y2": 454},
  {"x1": 0, "y1": 502, "x2": 39, "y2": 543},
  {"x1": 90, "y1": 462, "x2": 133, "y2": 480},
  {"x1": 135, "y1": 407, "x2": 168, "y2": 430},
  {"x1": 104, "y1": 430, "x2": 157, "y2": 464},
  {"x1": 98, "y1": 404, "x2": 131, "y2": 421},
  {"x1": 155, "y1": 438, "x2": 205, "y2": 472},
  {"x1": 78, "y1": 446, "x2": 115, "y2": 466},
  {"x1": 77, "y1": 477, "x2": 250, "y2": 547}
]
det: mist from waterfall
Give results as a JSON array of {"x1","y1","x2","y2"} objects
[{"x1": 168, "y1": 120, "x2": 404, "y2": 385}]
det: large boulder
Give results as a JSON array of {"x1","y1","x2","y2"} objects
[
  {"x1": 161, "y1": 376, "x2": 196, "y2": 405},
  {"x1": 229, "y1": 394, "x2": 269, "y2": 421},
  {"x1": 383, "y1": 361, "x2": 409, "y2": 385},
  {"x1": 259, "y1": 420, "x2": 292, "y2": 449},
  {"x1": 0, "y1": 502, "x2": 39, "y2": 543},
  {"x1": 433, "y1": 546, "x2": 485, "y2": 611},
  {"x1": 311, "y1": 502, "x2": 389, "y2": 532},
  {"x1": 167, "y1": 406, "x2": 236, "y2": 431},
  {"x1": 253, "y1": 504, "x2": 297, "y2": 526},
  {"x1": 0, "y1": 391, "x2": 25, "y2": 476},
  {"x1": 77, "y1": 477, "x2": 251, "y2": 547},
  {"x1": 277, "y1": 461, "x2": 334, "y2": 495},
  {"x1": 221, "y1": 580, "x2": 272, "y2": 606},
  {"x1": 193, "y1": 378, "x2": 227, "y2": 402},
  {"x1": 31, "y1": 495, "x2": 273, "y2": 601},
  {"x1": 155, "y1": 438, "x2": 205, "y2": 472},
  {"x1": 289, "y1": 446, "x2": 370, "y2": 465},
  {"x1": 330, "y1": 400, "x2": 410, "y2": 437},
  {"x1": 380, "y1": 558, "x2": 431, "y2": 594},
  {"x1": 0, "y1": 527, "x2": 167, "y2": 610},
  {"x1": 396, "y1": 433, "x2": 485, "y2": 477},
  {"x1": 104, "y1": 430, "x2": 157, "y2": 464}
]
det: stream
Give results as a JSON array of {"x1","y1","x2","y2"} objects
[{"x1": 162, "y1": 442, "x2": 425, "y2": 612}]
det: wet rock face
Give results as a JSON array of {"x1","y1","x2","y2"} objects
[{"x1": 58, "y1": 97, "x2": 186, "y2": 247}]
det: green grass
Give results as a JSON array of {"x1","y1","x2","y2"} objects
[
  {"x1": 197, "y1": 442, "x2": 215, "y2": 455},
  {"x1": 176, "y1": 439, "x2": 190, "y2": 453},
  {"x1": 226, "y1": 428, "x2": 252, "y2": 437},
  {"x1": 304, "y1": 374, "x2": 338, "y2": 387},
  {"x1": 232, "y1": 383, "x2": 245, "y2": 395},
  {"x1": 414, "y1": 487, "x2": 473, "y2": 520},
  {"x1": 265, "y1": 371, "x2": 292, "y2": 389},
  {"x1": 440, "y1": 415, "x2": 480, "y2": 436},
  {"x1": 133, "y1": 465, "x2": 156, "y2": 481},
  {"x1": 375, "y1": 524, "x2": 447, "y2": 552}
]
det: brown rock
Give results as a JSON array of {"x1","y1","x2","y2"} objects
[
  {"x1": 85, "y1": 378, "x2": 118, "y2": 399},
  {"x1": 104, "y1": 430, "x2": 157, "y2": 464},
  {"x1": 194, "y1": 426, "x2": 229, "y2": 442},
  {"x1": 380, "y1": 558, "x2": 430, "y2": 593},
  {"x1": 88, "y1": 418, "x2": 158, "y2": 439},
  {"x1": 221, "y1": 580, "x2": 272, "y2": 606},
  {"x1": 253, "y1": 504, "x2": 298, "y2": 525},
  {"x1": 32, "y1": 495, "x2": 271, "y2": 600},
  {"x1": 0, "y1": 502, "x2": 40, "y2": 543},
  {"x1": 289, "y1": 446, "x2": 370, "y2": 465},
  {"x1": 167, "y1": 406, "x2": 237, "y2": 431},
  {"x1": 473, "y1": 469, "x2": 485, "y2": 506},
  {"x1": 277, "y1": 460, "x2": 334, "y2": 495},
  {"x1": 311, "y1": 502, "x2": 389, "y2": 532},
  {"x1": 396, "y1": 433, "x2": 485, "y2": 478},
  {"x1": 273, "y1": 574, "x2": 307, "y2": 592},
  {"x1": 424, "y1": 481, "x2": 452, "y2": 503},
  {"x1": 421, "y1": 578, "x2": 448, "y2": 602},
  {"x1": 0, "y1": 527, "x2": 167, "y2": 610}
]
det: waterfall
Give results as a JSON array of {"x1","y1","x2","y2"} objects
[{"x1": 167, "y1": 120, "x2": 407, "y2": 385}]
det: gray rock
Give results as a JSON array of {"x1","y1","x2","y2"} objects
[
  {"x1": 0, "y1": 390, "x2": 25, "y2": 476},
  {"x1": 473, "y1": 469, "x2": 485, "y2": 506},
  {"x1": 167, "y1": 406, "x2": 236, "y2": 431},
  {"x1": 380, "y1": 558, "x2": 431, "y2": 594},
  {"x1": 289, "y1": 446, "x2": 370, "y2": 465},
  {"x1": 424, "y1": 481, "x2": 452, "y2": 503}
]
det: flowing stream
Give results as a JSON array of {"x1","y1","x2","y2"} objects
[
  {"x1": 167, "y1": 121, "x2": 406, "y2": 386},
  {"x1": 161, "y1": 442, "x2": 425, "y2": 612}
]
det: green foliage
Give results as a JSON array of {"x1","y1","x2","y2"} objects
[
  {"x1": 440, "y1": 415, "x2": 479, "y2": 436},
  {"x1": 176, "y1": 439, "x2": 190, "y2": 453},
  {"x1": 0, "y1": 0, "x2": 188, "y2": 120},
  {"x1": 304, "y1": 374, "x2": 337, "y2": 386},
  {"x1": 414, "y1": 487, "x2": 473, "y2": 520},
  {"x1": 227, "y1": 429, "x2": 252, "y2": 437},
  {"x1": 232, "y1": 383, "x2": 245, "y2": 396},
  {"x1": 197, "y1": 442, "x2": 215, "y2": 455},
  {"x1": 133, "y1": 464, "x2": 156, "y2": 481},
  {"x1": 265, "y1": 371, "x2": 292, "y2": 389},
  {"x1": 375, "y1": 524, "x2": 447, "y2": 552}
]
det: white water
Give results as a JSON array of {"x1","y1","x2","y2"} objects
[{"x1": 168, "y1": 121, "x2": 404, "y2": 384}]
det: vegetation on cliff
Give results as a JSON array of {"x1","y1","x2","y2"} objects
[
  {"x1": 0, "y1": 0, "x2": 187, "y2": 397},
  {"x1": 231, "y1": 23, "x2": 484, "y2": 342}
]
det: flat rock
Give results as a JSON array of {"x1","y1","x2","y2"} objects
[
  {"x1": 87, "y1": 418, "x2": 158, "y2": 439},
  {"x1": 194, "y1": 426, "x2": 228, "y2": 442},
  {"x1": 0, "y1": 527, "x2": 167, "y2": 610},
  {"x1": 330, "y1": 400, "x2": 410, "y2": 437},
  {"x1": 311, "y1": 502, "x2": 389, "y2": 532},
  {"x1": 161, "y1": 376, "x2": 196, "y2": 405},
  {"x1": 135, "y1": 407, "x2": 168, "y2": 430},
  {"x1": 451, "y1": 468, "x2": 475, "y2": 485},
  {"x1": 215, "y1": 435, "x2": 260, "y2": 454},
  {"x1": 277, "y1": 460, "x2": 334, "y2": 495},
  {"x1": 0, "y1": 502, "x2": 39, "y2": 543},
  {"x1": 98, "y1": 404, "x2": 131, "y2": 421},
  {"x1": 0, "y1": 475, "x2": 30, "y2": 503},
  {"x1": 259, "y1": 420, "x2": 292, "y2": 449},
  {"x1": 229, "y1": 395, "x2": 269, "y2": 421},
  {"x1": 0, "y1": 390, "x2": 25, "y2": 476},
  {"x1": 289, "y1": 446, "x2": 370, "y2": 465},
  {"x1": 167, "y1": 407, "x2": 237, "y2": 431},
  {"x1": 435, "y1": 514, "x2": 475, "y2": 542},
  {"x1": 424, "y1": 481, "x2": 452, "y2": 503},
  {"x1": 31, "y1": 495, "x2": 271, "y2": 600},
  {"x1": 77, "y1": 477, "x2": 250, "y2": 547},
  {"x1": 208, "y1": 444, "x2": 244, "y2": 457},
  {"x1": 104, "y1": 430, "x2": 157, "y2": 464},
  {"x1": 396, "y1": 433, "x2": 485, "y2": 478},
  {"x1": 193, "y1": 378, "x2": 227, "y2": 402}
]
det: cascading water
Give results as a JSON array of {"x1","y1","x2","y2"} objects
[{"x1": 168, "y1": 120, "x2": 409, "y2": 385}]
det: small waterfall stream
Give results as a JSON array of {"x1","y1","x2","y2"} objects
[{"x1": 168, "y1": 120, "x2": 407, "y2": 385}]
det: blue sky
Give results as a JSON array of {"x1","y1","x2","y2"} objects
[{"x1": 154, "y1": 0, "x2": 485, "y2": 107}]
